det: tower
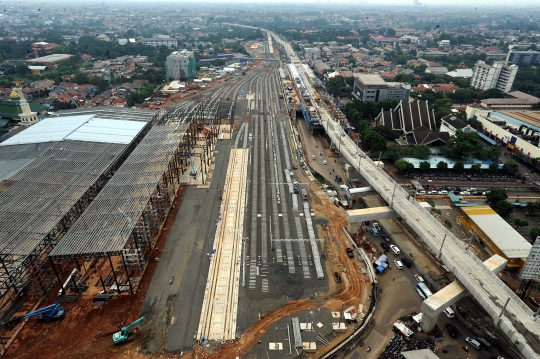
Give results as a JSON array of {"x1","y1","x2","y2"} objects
[{"x1": 11, "y1": 87, "x2": 38, "y2": 124}]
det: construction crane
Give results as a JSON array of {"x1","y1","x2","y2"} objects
[
  {"x1": 112, "y1": 316, "x2": 145, "y2": 344},
  {"x1": 1, "y1": 302, "x2": 65, "y2": 329}
]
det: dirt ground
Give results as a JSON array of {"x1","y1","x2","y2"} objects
[{"x1": 3, "y1": 186, "x2": 187, "y2": 359}]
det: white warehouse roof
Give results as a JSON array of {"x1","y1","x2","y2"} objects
[{"x1": 0, "y1": 114, "x2": 147, "y2": 146}]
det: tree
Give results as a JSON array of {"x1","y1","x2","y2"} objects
[
  {"x1": 530, "y1": 228, "x2": 540, "y2": 241},
  {"x1": 453, "y1": 161, "x2": 464, "y2": 172},
  {"x1": 419, "y1": 161, "x2": 431, "y2": 171},
  {"x1": 514, "y1": 218, "x2": 529, "y2": 228},
  {"x1": 494, "y1": 200, "x2": 514, "y2": 217},
  {"x1": 395, "y1": 159, "x2": 411, "y2": 173},
  {"x1": 370, "y1": 133, "x2": 388, "y2": 154},
  {"x1": 327, "y1": 75, "x2": 347, "y2": 96},
  {"x1": 489, "y1": 162, "x2": 499, "y2": 173},
  {"x1": 471, "y1": 163, "x2": 481, "y2": 172},
  {"x1": 486, "y1": 188, "x2": 508, "y2": 204},
  {"x1": 503, "y1": 161, "x2": 519, "y2": 175},
  {"x1": 437, "y1": 161, "x2": 448, "y2": 170},
  {"x1": 410, "y1": 145, "x2": 431, "y2": 159}
]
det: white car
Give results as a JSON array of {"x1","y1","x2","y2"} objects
[
  {"x1": 323, "y1": 160, "x2": 327, "y2": 165},
  {"x1": 394, "y1": 260, "x2": 404, "y2": 269},
  {"x1": 414, "y1": 274, "x2": 424, "y2": 282},
  {"x1": 438, "y1": 190, "x2": 448, "y2": 195}
]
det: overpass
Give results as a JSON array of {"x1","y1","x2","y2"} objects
[{"x1": 259, "y1": 28, "x2": 540, "y2": 359}]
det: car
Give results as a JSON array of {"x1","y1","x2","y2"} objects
[
  {"x1": 468, "y1": 187, "x2": 477, "y2": 192},
  {"x1": 381, "y1": 242, "x2": 390, "y2": 251},
  {"x1": 414, "y1": 274, "x2": 424, "y2": 282},
  {"x1": 446, "y1": 323, "x2": 458, "y2": 338},
  {"x1": 438, "y1": 190, "x2": 448, "y2": 195},
  {"x1": 323, "y1": 160, "x2": 327, "y2": 165},
  {"x1": 461, "y1": 191, "x2": 471, "y2": 195},
  {"x1": 373, "y1": 223, "x2": 381, "y2": 231},
  {"x1": 363, "y1": 221, "x2": 370, "y2": 226},
  {"x1": 381, "y1": 233, "x2": 390, "y2": 242},
  {"x1": 394, "y1": 260, "x2": 404, "y2": 269},
  {"x1": 312, "y1": 155, "x2": 316, "y2": 159},
  {"x1": 473, "y1": 191, "x2": 483, "y2": 196},
  {"x1": 491, "y1": 356, "x2": 505, "y2": 359},
  {"x1": 428, "y1": 190, "x2": 438, "y2": 195},
  {"x1": 400, "y1": 257, "x2": 412, "y2": 268},
  {"x1": 465, "y1": 337, "x2": 482, "y2": 350},
  {"x1": 390, "y1": 244, "x2": 401, "y2": 255},
  {"x1": 346, "y1": 248, "x2": 355, "y2": 258}
]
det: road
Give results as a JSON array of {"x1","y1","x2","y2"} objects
[{"x1": 268, "y1": 30, "x2": 540, "y2": 359}]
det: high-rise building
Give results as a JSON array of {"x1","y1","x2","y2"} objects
[
  {"x1": 470, "y1": 61, "x2": 518, "y2": 93},
  {"x1": 166, "y1": 50, "x2": 196, "y2": 80},
  {"x1": 506, "y1": 47, "x2": 540, "y2": 65}
]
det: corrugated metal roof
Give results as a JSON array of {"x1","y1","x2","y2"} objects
[
  {"x1": 401, "y1": 349, "x2": 439, "y2": 359},
  {"x1": 1, "y1": 115, "x2": 147, "y2": 146},
  {"x1": 462, "y1": 206, "x2": 531, "y2": 258}
]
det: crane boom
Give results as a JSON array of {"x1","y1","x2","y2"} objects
[{"x1": 112, "y1": 316, "x2": 145, "y2": 344}]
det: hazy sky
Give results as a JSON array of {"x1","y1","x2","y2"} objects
[{"x1": 82, "y1": 0, "x2": 538, "y2": 5}]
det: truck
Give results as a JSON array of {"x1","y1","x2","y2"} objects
[{"x1": 302, "y1": 188, "x2": 308, "y2": 200}]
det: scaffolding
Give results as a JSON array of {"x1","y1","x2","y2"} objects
[{"x1": 0, "y1": 108, "x2": 163, "y2": 322}]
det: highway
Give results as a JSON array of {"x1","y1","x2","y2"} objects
[{"x1": 266, "y1": 30, "x2": 540, "y2": 359}]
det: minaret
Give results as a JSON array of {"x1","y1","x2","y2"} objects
[{"x1": 11, "y1": 87, "x2": 38, "y2": 124}]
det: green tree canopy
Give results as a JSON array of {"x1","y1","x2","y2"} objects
[
  {"x1": 530, "y1": 228, "x2": 540, "y2": 241},
  {"x1": 471, "y1": 163, "x2": 481, "y2": 172},
  {"x1": 327, "y1": 75, "x2": 347, "y2": 96},
  {"x1": 503, "y1": 161, "x2": 519, "y2": 175},
  {"x1": 395, "y1": 159, "x2": 412, "y2": 173},
  {"x1": 437, "y1": 161, "x2": 448, "y2": 169},
  {"x1": 514, "y1": 218, "x2": 529, "y2": 228},
  {"x1": 486, "y1": 188, "x2": 508, "y2": 204},
  {"x1": 489, "y1": 162, "x2": 499, "y2": 173},
  {"x1": 494, "y1": 200, "x2": 514, "y2": 218},
  {"x1": 453, "y1": 161, "x2": 464, "y2": 172},
  {"x1": 419, "y1": 161, "x2": 431, "y2": 171}
]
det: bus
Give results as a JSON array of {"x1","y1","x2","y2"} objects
[{"x1": 416, "y1": 282, "x2": 433, "y2": 300}]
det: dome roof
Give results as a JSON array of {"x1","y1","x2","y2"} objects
[{"x1": 9, "y1": 90, "x2": 20, "y2": 99}]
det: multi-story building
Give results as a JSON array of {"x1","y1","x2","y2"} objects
[
  {"x1": 470, "y1": 61, "x2": 518, "y2": 93},
  {"x1": 352, "y1": 74, "x2": 410, "y2": 102},
  {"x1": 506, "y1": 48, "x2": 540, "y2": 65},
  {"x1": 166, "y1": 50, "x2": 196, "y2": 80},
  {"x1": 141, "y1": 36, "x2": 178, "y2": 47}
]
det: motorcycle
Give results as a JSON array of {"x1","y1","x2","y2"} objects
[
  {"x1": 367, "y1": 346, "x2": 371, "y2": 352},
  {"x1": 169, "y1": 275, "x2": 174, "y2": 284}
]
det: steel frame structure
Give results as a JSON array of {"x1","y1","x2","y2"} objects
[{"x1": 0, "y1": 109, "x2": 164, "y2": 322}]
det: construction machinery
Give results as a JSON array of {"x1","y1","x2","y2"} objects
[
  {"x1": 1, "y1": 302, "x2": 65, "y2": 329},
  {"x1": 112, "y1": 316, "x2": 145, "y2": 344}
]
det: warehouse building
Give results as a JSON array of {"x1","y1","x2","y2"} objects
[
  {"x1": 352, "y1": 73, "x2": 410, "y2": 102},
  {"x1": 459, "y1": 206, "x2": 531, "y2": 272}
]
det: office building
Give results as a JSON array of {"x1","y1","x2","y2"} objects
[
  {"x1": 352, "y1": 74, "x2": 410, "y2": 102},
  {"x1": 506, "y1": 48, "x2": 540, "y2": 65},
  {"x1": 470, "y1": 61, "x2": 518, "y2": 93},
  {"x1": 166, "y1": 50, "x2": 196, "y2": 80}
]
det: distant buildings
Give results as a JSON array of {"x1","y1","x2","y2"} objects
[
  {"x1": 25, "y1": 54, "x2": 73, "y2": 69},
  {"x1": 166, "y1": 50, "x2": 196, "y2": 80},
  {"x1": 480, "y1": 91, "x2": 540, "y2": 110},
  {"x1": 141, "y1": 35, "x2": 178, "y2": 47},
  {"x1": 352, "y1": 74, "x2": 410, "y2": 102},
  {"x1": 470, "y1": 61, "x2": 518, "y2": 93},
  {"x1": 506, "y1": 47, "x2": 540, "y2": 65}
]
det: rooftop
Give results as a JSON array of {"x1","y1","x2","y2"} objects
[
  {"x1": 401, "y1": 349, "x2": 440, "y2": 359},
  {"x1": 462, "y1": 206, "x2": 531, "y2": 258},
  {"x1": 26, "y1": 54, "x2": 73, "y2": 63},
  {"x1": 355, "y1": 73, "x2": 387, "y2": 86}
]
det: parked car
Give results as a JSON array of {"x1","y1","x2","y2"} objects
[
  {"x1": 381, "y1": 242, "x2": 390, "y2": 251},
  {"x1": 394, "y1": 260, "x2": 404, "y2": 269},
  {"x1": 381, "y1": 233, "x2": 390, "y2": 242},
  {"x1": 373, "y1": 223, "x2": 381, "y2": 231},
  {"x1": 390, "y1": 244, "x2": 401, "y2": 255},
  {"x1": 446, "y1": 323, "x2": 458, "y2": 338},
  {"x1": 363, "y1": 221, "x2": 370, "y2": 226},
  {"x1": 323, "y1": 160, "x2": 327, "y2": 165},
  {"x1": 465, "y1": 337, "x2": 482, "y2": 350},
  {"x1": 414, "y1": 274, "x2": 424, "y2": 282},
  {"x1": 401, "y1": 257, "x2": 412, "y2": 268},
  {"x1": 438, "y1": 190, "x2": 448, "y2": 195},
  {"x1": 428, "y1": 190, "x2": 438, "y2": 195}
]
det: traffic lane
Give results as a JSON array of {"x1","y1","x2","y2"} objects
[{"x1": 346, "y1": 262, "x2": 421, "y2": 358}]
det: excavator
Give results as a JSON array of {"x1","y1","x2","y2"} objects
[
  {"x1": 112, "y1": 316, "x2": 145, "y2": 344},
  {"x1": 1, "y1": 302, "x2": 65, "y2": 329}
]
